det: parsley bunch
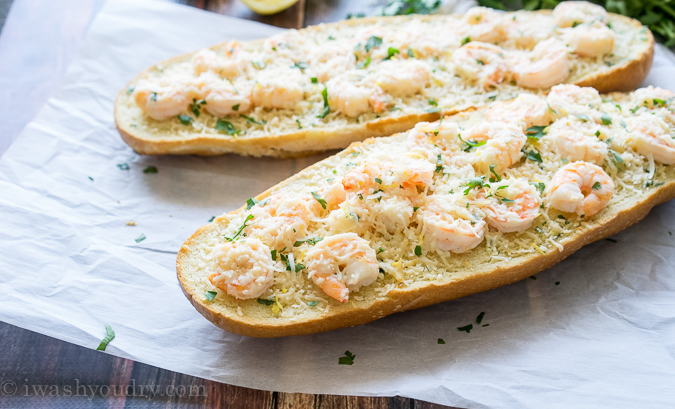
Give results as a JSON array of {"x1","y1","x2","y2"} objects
[
  {"x1": 478, "y1": 0, "x2": 675, "y2": 47},
  {"x1": 375, "y1": 0, "x2": 442, "y2": 16}
]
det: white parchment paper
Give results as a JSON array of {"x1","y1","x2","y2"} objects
[{"x1": 1, "y1": 0, "x2": 675, "y2": 407}]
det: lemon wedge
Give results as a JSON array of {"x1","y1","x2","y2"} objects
[{"x1": 240, "y1": 0, "x2": 300, "y2": 15}]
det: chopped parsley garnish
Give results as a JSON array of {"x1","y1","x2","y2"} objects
[
  {"x1": 96, "y1": 324, "x2": 115, "y2": 351},
  {"x1": 311, "y1": 77, "x2": 318, "y2": 84},
  {"x1": 257, "y1": 298, "x2": 275, "y2": 306},
  {"x1": 461, "y1": 36, "x2": 471, "y2": 45},
  {"x1": 408, "y1": 48, "x2": 415, "y2": 58},
  {"x1": 357, "y1": 56, "x2": 372, "y2": 69},
  {"x1": 208, "y1": 216, "x2": 216, "y2": 222},
  {"x1": 346, "y1": 12, "x2": 365, "y2": 19},
  {"x1": 438, "y1": 338, "x2": 445, "y2": 344},
  {"x1": 126, "y1": 86, "x2": 135, "y2": 95},
  {"x1": 606, "y1": 238, "x2": 617, "y2": 243},
  {"x1": 530, "y1": 181, "x2": 545, "y2": 195},
  {"x1": 88, "y1": 176, "x2": 94, "y2": 181},
  {"x1": 413, "y1": 206, "x2": 419, "y2": 212},
  {"x1": 358, "y1": 193, "x2": 364, "y2": 200},
  {"x1": 190, "y1": 98, "x2": 206, "y2": 117},
  {"x1": 654, "y1": 98, "x2": 667, "y2": 107},
  {"x1": 463, "y1": 176, "x2": 488, "y2": 195},
  {"x1": 338, "y1": 350, "x2": 356, "y2": 365},
  {"x1": 529, "y1": 275, "x2": 537, "y2": 280},
  {"x1": 555, "y1": 281, "x2": 560, "y2": 286},
  {"x1": 476, "y1": 59, "x2": 484, "y2": 65},
  {"x1": 377, "y1": 247, "x2": 385, "y2": 254},
  {"x1": 435, "y1": 154, "x2": 444, "y2": 173},
  {"x1": 178, "y1": 114, "x2": 193, "y2": 125},
  {"x1": 476, "y1": 312, "x2": 485, "y2": 324},
  {"x1": 291, "y1": 61, "x2": 309, "y2": 71},
  {"x1": 600, "y1": 113, "x2": 612, "y2": 125},
  {"x1": 150, "y1": 92, "x2": 157, "y2": 101},
  {"x1": 364, "y1": 36, "x2": 383, "y2": 52},
  {"x1": 296, "y1": 119, "x2": 303, "y2": 129},
  {"x1": 224, "y1": 214, "x2": 254, "y2": 242},
  {"x1": 318, "y1": 87, "x2": 330, "y2": 118},
  {"x1": 375, "y1": 177, "x2": 383, "y2": 184},
  {"x1": 135, "y1": 233, "x2": 146, "y2": 243},
  {"x1": 271, "y1": 250, "x2": 277, "y2": 261},
  {"x1": 240, "y1": 114, "x2": 266, "y2": 125},
  {"x1": 383, "y1": 47, "x2": 400, "y2": 60},
  {"x1": 252, "y1": 60, "x2": 266, "y2": 69},
  {"x1": 232, "y1": 104, "x2": 240, "y2": 111},
  {"x1": 526, "y1": 150, "x2": 543, "y2": 163},
  {"x1": 574, "y1": 113, "x2": 590, "y2": 122},
  {"x1": 609, "y1": 149, "x2": 625, "y2": 171},
  {"x1": 246, "y1": 198, "x2": 259, "y2": 210},
  {"x1": 488, "y1": 164, "x2": 501, "y2": 182},
  {"x1": 457, "y1": 324, "x2": 473, "y2": 333},
  {"x1": 205, "y1": 291, "x2": 217, "y2": 301},
  {"x1": 595, "y1": 130, "x2": 601, "y2": 137},
  {"x1": 216, "y1": 119, "x2": 241, "y2": 136},
  {"x1": 458, "y1": 134, "x2": 486, "y2": 151},
  {"x1": 592, "y1": 181, "x2": 602, "y2": 190},
  {"x1": 117, "y1": 163, "x2": 129, "y2": 170},
  {"x1": 311, "y1": 191, "x2": 328, "y2": 209},
  {"x1": 525, "y1": 125, "x2": 547, "y2": 140},
  {"x1": 558, "y1": 215, "x2": 566, "y2": 221},
  {"x1": 307, "y1": 300, "x2": 319, "y2": 306},
  {"x1": 414, "y1": 245, "x2": 422, "y2": 256},
  {"x1": 294, "y1": 237, "x2": 323, "y2": 247},
  {"x1": 143, "y1": 166, "x2": 158, "y2": 174},
  {"x1": 428, "y1": 99, "x2": 438, "y2": 106}
]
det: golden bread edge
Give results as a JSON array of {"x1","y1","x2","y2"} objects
[
  {"x1": 176, "y1": 132, "x2": 675, "y2": 338},
  {"x1": 116, "y1": 13, "x2": 654, "y2": 157}
]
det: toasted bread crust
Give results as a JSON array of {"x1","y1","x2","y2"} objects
[
  {"x1": 117, "y1": 12, "x2": 654, "y2": 157},
  {"x1": 176, "y1": 132, "x2": 675, "y2": 338}
]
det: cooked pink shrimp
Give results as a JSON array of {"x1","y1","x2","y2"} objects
[
  {"x1": 482, "y1": 178, "x2": 541, "y2": 233},
  {"x1": 421, "y1": 194, "x2": 487, "y2": 253},
  {"x1": 246, "y1": 196, "x2": 315, "y2": 249},
  {"x1": 553, "y1": 1, "x2": 608, "y2": 28},
  {"x1": 371, "y1": 60, "x2": 431, "y2": 97},
  {"x1": 513, "y1": 38, "x2": 569, "y2": 89},
  {"x1": 326, "y1": 76, "x2": 387, "y2": 117},
  {"x1": 546, "y1": 84, "x2": 602, "y2": 117},
  {"x1": 133, "y1": 77, "x2": 194, "y2": 121},
  {"x1": 342, "y1": 162, "x2": 384, "y2": 193},
  {"x1": 305, "y1": 233, "x2": 379, "y2": 303},
  {"x1": 461, "y1": 7, "x2": 507, "y2": 44},
  {"x1": 209, "y1": 238, "x2": 275, "y2": 300},
  {"x1": 545, "y1": 120, "x2": 607, "y2": 165},
  {"x1": 452, "y1": 42, "x2": 508, "y2": 89},
  {"x1": 314, "y1": 53, "x2": 357, "y2": 83},
  {"x1": 485, "y1": 94, "x2": 551, "y2": 128},
  {"x1": 626, "y1": 114, "x2": 675, "y2": 165},
  {"x1": 252, "y1": 68, "x2": 305, "y2": 110},
  {"x1": 547, "y1": 162, "x2": 614, "y2": 217},
  {"x1": 192, "y1": 42, "x2": 249, "y2": 78},
  {"x1": 463, "y1": 122, "x2": 527, "y2": 173},
  {"x1": 566, "y1": 23, "x2": 615, "y2": 57},
  {"x1": 407, "y1": 121, "x2": 462, "y2": 149},
  {"x1": 307, "y1": 182, "x2": 347, "y2": 213},
  {"x1": 503, "y1": 12, "x2": 555, "y2": 50},
  {"x1": 194, "y1": 74, "x2": 252, "y2": 116}
]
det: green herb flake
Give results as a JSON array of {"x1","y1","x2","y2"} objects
[
  {"x1": 143, "y1": 166, "x2": 158, "y2": 174},
  {"x1": 488, "y1": 164, "x2": 501, "y2": 182},
  {"x1": 117, "y1": 163, "x2": 129, "y2": 170},
  {"x1": 190, "y1": 98, "x2": 206, "y2": 117},
  {"x1": 135, "y1": 233, "x2": 146, "y2": 243},
  {"x1": 294, "y1": 237, "x2": 324, "y2": 247},
  {"x1": 224, "y1": 214, "x2": 254, "y2": 242},
  {"x1": 438, "y1": 338, "x2": 446, "y2": 344},
  {"x1": 96, "y1": 324, "x2": 115, "y2": 351},
  {"x1": 530, "y1": 182, "x2": 545, "y2": 195},
  {"x1": 375, "y1": 177, "x2": 383, "y2": 184},
  {"x1": 357, "y1": 56, "x2": 372, "y2": 69},
  {"x1": 126, "y1": 86, "x2": 135, "y2": 95},
  {"x1": 383, "y1": 47, "x2": 400, "y2": 60},
  {"x1": 208, "y1": 216, "x2": 216, "y2": 222},
  {"x1": 458, "y1": 134, "x2": 487, "y2": 152},
  {"x1": 609, "y1": 149, "x2": 625, "y2": 170},
  {"x1": 257, "y1": 298, "x2": 275, "y2": 306},
  {"x1": 476, "y1": 312, "x2": 485, "y2": 324},
  {"x1": 311, "y1": 191, "x2": 328, "y2": 209},
  {"x1": 555, "y1": 281, "x2": 560, "y2": 286},
  {"x1": 463, "y1": 176, "x2": 487, "y2": 195},
  {"x1": 601, "y1": 113, "x2": 612, "y2": 125},
  {"x1": 529, "y1": 275, "x2": 537, "y2": 280},
  {"x1": 592, "y1": 181, "x2": 602, "y2": 190},
  {"x1": 338, "y1": 350, "x2": 356, "y2": 365},
  {"x1": 525, "y1": 126, "x2": 547, "y2": 140},
  {"x1": 178, "y1": 114, "x2": 193, "y2": 125},
  {"x1": 457, "y1": 324, "x2": 473, "y2": 333},
  {"x1": 318, "y1": 87, "x2": 330, "y2": 118},
  {"x1": 291, "y1": 61, "x2": 309, "y2": 71},
  {"x1": 377, "y1": 247, "x2": 385, "y2": 254},
  {"x1": 205, "y1": 291, "x2": 217, "y2": 301},
  {"x1": 575, "y1": 114, "x2": 590, "y2": 122},
  {"x1": 526, "y1": 150, "x2": 543, "y2": 163},
  {"x1": 413, "y1": 206, "x2": 420, "y2": 212},
  {"x1": 246, "y1": 198, "x2": 259, "y2": 210},
  {"x1": 307, "y1": 300, "x2": 319, "y2": 307},
  {"x1": 296, "y1": 119, "x2": 303, "y2": 129},
  {"x1": 88, "y1": 176, "x2": 94, "y2": 181},
  {"x1": 461, "y1": 36, "x2": 471, "y2": 45},
  {"x1": 364, "y1": 36, "x2": 383, "y2": 52},
  {"x1": 414, "y1": 245, "x2": 422, "y2": 257},
  {"x1": 240, "y1": 114, "x2": 266, "y2": 125},
  {"x1": 216, "y1": 119, "x2": 241, "y2": 136}
]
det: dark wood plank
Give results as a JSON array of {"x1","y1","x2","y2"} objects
[{"x1": 208, "y1": 0, "x2": 306, "y2": 29}]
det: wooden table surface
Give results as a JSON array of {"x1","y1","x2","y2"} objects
[{"x1": 0, "y1": 0, "x2": 454, "y2": 407}]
